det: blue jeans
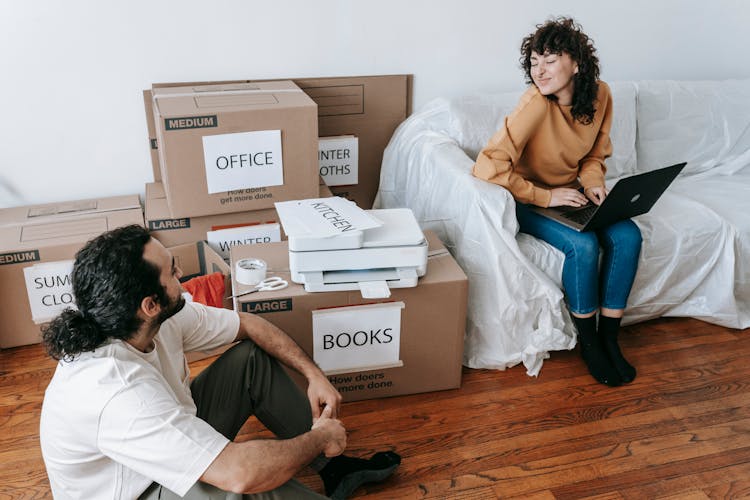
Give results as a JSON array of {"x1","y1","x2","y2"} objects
[{"x1": 516, "y1": 203, "x2": 643, "y2": 315}]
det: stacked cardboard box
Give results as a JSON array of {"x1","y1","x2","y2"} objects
[
  {"x1": 151, "y1": 80, "x2": 320, "y2": 218},
  {"x1": 0, "y1": 195, "x2": 144, "y2": 348},
  {"x1": 229, "y1": 231, "x2": 467, "y2": 402},
  {"x1": 144, "y1": 75, "x2": 412, "y2": 209}
]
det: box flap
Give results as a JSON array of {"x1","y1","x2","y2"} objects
[
  {"x1": 195, "y1": 93, "x2": 279, "y2": 108},
  {"x1": 21, "y1": 217, "x2": 109, "y2": 242},
  {"x1": 169, "y1": 240, "x2": 232, "y2": 310},
  {"x1": 170, "y1": 242, "x2": 201, "y2": 279},
  {"x1": 0, "y1": 209, "x2": 144, "y2": 253},
  {"x1": 192, "y1": 83, "x2": 264, "y2": 92},
  {"x1": 145, "y1": 182, "x2": 166, "y2": 201},
  {"x1": 152, "y1": 80, "x2": 312, "y2": 116},
  {"x1": 0, "y1": 194, "x2": 142, "y2": 227},
  {"x1": 144, "y1": 195, "x2": 172, "y2": 221},
  {"x1": 304, "y1": 85, "x2": 364, "y2": 116},
  {"x1": 170, "y1": 240, "x2": 230, "y2": 279}
]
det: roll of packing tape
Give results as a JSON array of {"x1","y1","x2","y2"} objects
[{"x1": 235, "y1": 258, "x2": 267, "y2": 285}]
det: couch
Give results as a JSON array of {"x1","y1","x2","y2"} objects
[{"x1": 374, "y1": 79, "x2": 750, "y2": 376}]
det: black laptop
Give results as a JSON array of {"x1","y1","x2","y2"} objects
[{"x1": 530, "y1": 162, "x2": 686, "y2": 232}]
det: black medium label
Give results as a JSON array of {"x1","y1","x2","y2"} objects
[
  {"x1": 165, "y1": 115, "x2": 218, "y2": 130},
  {"x1": 0, "y1": 250, "x2": 40, "y2": 266}
]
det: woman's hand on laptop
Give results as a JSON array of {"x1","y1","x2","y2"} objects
[
  {"x1": 584, "y1": 186, "x2": 609, "y2": 206},
  {"x1": 549, "y1": 188, "x2": 589, "y2": 207}
]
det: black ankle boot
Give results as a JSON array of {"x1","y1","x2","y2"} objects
[{"x1": 573, "y1": 315, "x2": 622, "y2": 387}]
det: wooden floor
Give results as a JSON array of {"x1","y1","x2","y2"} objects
[{"x1": 2, "y1": 317, "x2": 750, "y2": 499}]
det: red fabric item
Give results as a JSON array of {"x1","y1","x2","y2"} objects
[{"x1": 182, "y1": 272, "x2": 226, "y2": 308}]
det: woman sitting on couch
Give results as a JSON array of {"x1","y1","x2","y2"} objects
[{"x1": 472, "y1": 17, "x2": 642, "y2": 386}]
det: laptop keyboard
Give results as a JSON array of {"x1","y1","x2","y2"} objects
[{"x1": 562, "y1": 204, "x2": 598, "y2": 225}]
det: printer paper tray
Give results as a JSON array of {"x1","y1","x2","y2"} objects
[{"x1": 297, "y1": 267, "x2": 419, "y2": 293}]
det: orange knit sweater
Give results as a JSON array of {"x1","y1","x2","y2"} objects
[{"x1": 472, "y1": 81, "x2": 613, "y2": 207}]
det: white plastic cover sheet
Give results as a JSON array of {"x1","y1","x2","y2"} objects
[
  {"x1": 375, "y1": 80, "x2": 750, "y2": 376},
  {"x1": 636, "y1": 80, "x2": 750, "y2": 176}
]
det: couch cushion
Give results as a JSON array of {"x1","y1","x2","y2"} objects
[
  {"x1": 635, "y1": 79, "x2": 750, "y2": 175},
  {"x1": 445, "y1": 81, "x2": 637, "y2": 180}
]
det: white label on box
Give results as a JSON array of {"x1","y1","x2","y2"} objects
[
  {"x1": 319, "y1": 136, "x2": 358, "y2": 187},
  {"x1": 274, "y1": 197, "x2": 382, "y2": 237},
  {"x1": 206, "y1": 223, "x2": 281, "y2": 262},
  {"x1": 23, "y1": 260, "x2": 76, "y2": 324},
  {"x1": 202, "y1": 130, "x2": 284, "y2": 194},
  {"x1": 312, "y1": 302, "x2": 404, "y2": 374}
]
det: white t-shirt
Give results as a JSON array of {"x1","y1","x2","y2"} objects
[{"x1": 40, "y1": 302, "x2": 240, "y2": 499}]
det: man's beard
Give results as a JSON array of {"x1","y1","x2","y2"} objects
[{"x1": 156, "y1": 291, "x2": 186, "y2": 325}]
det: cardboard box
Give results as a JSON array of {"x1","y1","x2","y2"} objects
[
  {"x1": 0, "y1": 198, "x2": 144, "y2": 349},
  {"x1": 145, "y1": 181, "x2": 334, "y2": 249},
  {"x1": 229, "y1": 231, "x2": 467, "y2": 402},
  {"x1": 169, "y1": 240, "x2": 236, "y2": 363},
  {"x1": 152, "y1": 81, "x2": 320, "y2": 218},
  {"x1": 145, "y1": 75, "x2": 412, "y2": 209},
  {"x1": 296, "y1": 75, "x2": 411, "y2": 209}
]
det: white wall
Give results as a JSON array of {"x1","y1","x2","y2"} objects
[{"x1": 1, "y1": 0, "x2": 747, "y2": 208}]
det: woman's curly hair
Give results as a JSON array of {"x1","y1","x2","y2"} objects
[
  {"x1": 520, "y1": 17, "x2": 600, "y2": 124},
  {"x1": 42, "y1": 225, "x2": 168, "y2": 361}
]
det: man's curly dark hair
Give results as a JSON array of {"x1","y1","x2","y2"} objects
[
  {"x1": 42, "y1": 224, "x2": 168, "y2": 361},
  {"x1": 520, "y1": 17, "x2": 600, "y2": 124}
]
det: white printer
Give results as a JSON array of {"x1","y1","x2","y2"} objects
[{"x1": 278, "y1": 203, "x2": 427, "y2": 296}]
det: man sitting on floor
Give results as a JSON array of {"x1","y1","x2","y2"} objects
[{"x1": 39, "y1": 224, "x2": 400, "y2": 499}]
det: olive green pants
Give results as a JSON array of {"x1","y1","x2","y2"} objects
[{"x1": 140, "y1": 340, "x2": 328, "y2": 499}]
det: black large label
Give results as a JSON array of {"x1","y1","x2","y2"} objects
[
  {"x1": 148, "y1": 218, "x2": 191, "y2": 231},
  {"x1": 241, "y1": 298, "x2": 293, "y2": 314}
]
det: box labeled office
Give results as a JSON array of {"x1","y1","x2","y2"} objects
[
  {"x1": 229, "y1": 231, "x2": 467, "y2": 402},
  {"x1": 152, "y1": 81, "x2": 319, "y2": 218}
]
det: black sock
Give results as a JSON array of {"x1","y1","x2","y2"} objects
[
  {"x1": 573, "y1": 315, "x2": 621, "y2": 387},
  {"x1": 319, "y1": 451, "x2": 401, "y2": 499},
  {"x1": 599, "y1": 315, "x2": 636, "y2": 383}
]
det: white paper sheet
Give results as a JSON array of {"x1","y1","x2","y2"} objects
[
  {"x1": 312, "y1": 302, "x2": 404, "y2": 374},
  {"x1": 275, "y1": 196, "x2": 382, "y2": 237}
]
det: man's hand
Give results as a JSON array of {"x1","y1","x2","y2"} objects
[
  {"x1": 307, "y1": 373, "x2": 343, "y2": 419},
  {"x1": 202, "y1": 404, "x2": 348, "y2": 493},
  {"x1": 311, "y1": 405, "x2": 347, "y2": 457},
  {"x1": 549, "y1": 188, "x2": 589, "y2": 207},
  {"x1": 584, "y1": 186, "x2": 608, "y2": 206}
]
